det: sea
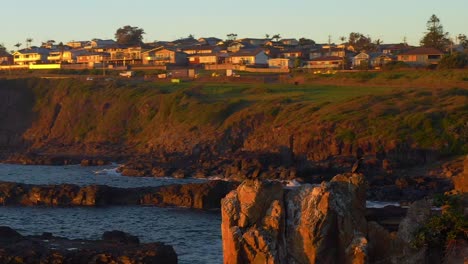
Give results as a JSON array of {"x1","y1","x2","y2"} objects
[{"x1": 0, "y1": 163, "x2": 222, "y2": 264}]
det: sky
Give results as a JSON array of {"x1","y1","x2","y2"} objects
[{"x1": 1, "y1": 0, "x2": 467, "y2": 51}]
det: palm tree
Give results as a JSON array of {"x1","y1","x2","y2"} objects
[
  {"x1": 272, "y1": 34, "x2": 281, "y2": 42},
  {"x1": 339, "y1": 36, "x2": 346, "y2": 70},
  {"x1": 26, "y1": 38, "x2": 33, "y2": 49},
  {"x1": 14, "y1": 43, "x2": 22, "y2": 51},
  {"x1": 58, "y1": 42, "x2": 64, "y2": 63}
]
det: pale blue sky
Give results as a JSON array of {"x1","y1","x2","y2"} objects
[{"x1": 1, "y1": 0, "x2": 467, "y2": 51}]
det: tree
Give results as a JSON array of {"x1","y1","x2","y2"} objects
[
  {"x1": 420, "y1": 14, "x2": 450, "y2": 51},
  {"x1": 272, "y1": 34, "x2": 281, "y2": 42},
  {"x1": 226, "y1": 33, "x2": 238, "y2": 41},
  {"x1": 298, "y1": 38, "x2": 316, "y2": 46},
  {"x1": 115, "y1": 25, "x2": 145, "y2": 46},
  {"x1": 26, "y1": 38, "x2": 33, "y2": 49},
  {"x1": 265, "y1": 34, "x2": 270, "y2": 39},
  {"x1": 14, "y1": 42, "x2": 21, "y2": 50},
  {"x1": 458, "y1": 34, "x2": 468, "y2": 49},
  {"x1": 347, "y1": 32, "x2": 375, "y2": 52},
  {"x1": 0, "y1": 43, "x2": 5, "y2": 52},
  {"x1": 438, "y1": 52, "x2": 467, "y2": 69}
]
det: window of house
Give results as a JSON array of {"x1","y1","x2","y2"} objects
[{"x1": 428, "y1": 55, "x2": 441, "y2": 59}]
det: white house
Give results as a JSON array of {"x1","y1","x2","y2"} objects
[
  {"x1": 268, "y1": 58, "x2": 292, "y2": 68},
  {"x1": 229, "y1": 49, "x2": 269, "y2": 65}
]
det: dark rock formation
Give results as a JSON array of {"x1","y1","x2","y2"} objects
[
  {"x1": 0, "y1": 180, "x2": 237, "y2": 210},
  {"x1": 0, "y1": 226, "x2": 177, "y2": 264}
]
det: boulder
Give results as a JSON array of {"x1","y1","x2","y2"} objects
[{"x1": 102, "y1": 230, "x2": 139, "y2": 244}]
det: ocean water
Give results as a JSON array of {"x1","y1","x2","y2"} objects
[
  {"x1": 0, "y1": 164, "x2": 222, "y2": 264},
  {"x1": 0, "y1": 163, "x2": 205, "y2": 188}
]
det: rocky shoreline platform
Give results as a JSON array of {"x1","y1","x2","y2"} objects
[
  {"x1": 0, "y1": 180, "x2": 236, "y2": 209},
  {"x1": 0, "y1": 226, "x2": 177, "y2": 264}
]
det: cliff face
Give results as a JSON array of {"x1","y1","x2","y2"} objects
[{"x1": 0, "y1": 78, "x2": 466, "y2": 169}]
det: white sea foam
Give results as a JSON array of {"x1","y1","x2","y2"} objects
[
  {"x1": 93, "y1": 167, "x2": 121, "y2": 177},
  {"x1": 366, "y1": 200, "x2": 400, "y2": 208}
]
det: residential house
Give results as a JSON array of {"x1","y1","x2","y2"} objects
[
  {"x1": 0, "y1": 50, "x2": 13, "y2": 65},
  {"x1": 268, "y1": 58, "x2": 292, "y2": 69},
  {"x1": 352, "y1": 52, "x2": 371, "y2": 68},
  {"x1": 188, "y1": 53, "x2": 227, "y2": 65},
  {"x1": 229, "y1": 49, "x2": 269, "y2": 65},
  {"x1": 182, "y1": 46, "x2": 221, "y2": 55},
  {"x1": 352, "y1": 52, "x2": 395, "y2": 69},
  {"x1": 309, "y1": 48, "x2": 322, "y2": 59},
  {"x1": 280, "y1": 39, "x2": 299, "y2": 46},
  {"x1": 370, "y1": 53, "x2": 395, "y2": 69},
  {"x1": 67, "y1": 41, "x2": 88, "y2": 49},
  {"x1": 13, "y1": 48, "x2": 49, "y2": 65},
  {"x1": 321, "y1": 46, "x2": 346, "y2": 58},
  {"x1": 76, "y1": 51, "x2": 110, "y2": 67},
  {"x1": 141, "y1": 48, "x2": 187, "y2": 65},
  {"x1": 379, "y1": 43, "x2": 410, "y2": 55},
  {"x1": 304, "y1": 56, "x2": 343, "y2": 69},
  {"x1": 397, "y1": 47, "x2": 444, "y2": 66},
  {"x1": 85, "y1": 39, "x2": 117, "y2": 51},
  {"x1": 171, "y1": 38, "x2": 199, "y2": 49},
  {"x1": 106, "y1": 46, "x2": 142, "y2": 66},
  {"x1": 48, "y1": 50, "x2": 74, "y2": 64},
  {"x1": 279, "y1": 49, "x2": 307, "y2": 59},
  {"x1": 198, "y1": 37, "x2": 222, "y2": 46},
  {"x1": 239, "y1": 38, "x2": 269, "y2": 46},
  {"x1": 227, "y1": 41, "x2": 256, "y2": 52}
]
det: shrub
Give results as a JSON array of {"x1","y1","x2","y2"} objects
[
  {"x1": 383, "y1": 61, "x2": 411, "y2": 70},
  {"x1": 412, "y1": 194, "x2": 467, "y2": 251},
  {"x1": 438, "y1": 52, "x2": 468, "y2": 69}
]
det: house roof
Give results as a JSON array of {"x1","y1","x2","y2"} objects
[
  {"x1": 76, "y1": 51, "x2": 110, "y2": 57},
  {"x1": 230, "y1": 49, "x2": 265, "y2": 57},
  {"x1": 310, "y1": 56, "x2": 343, "y2": 61},
  {"x1": 399, "y1": 47, "x2": 443, "y2": 55},
  {"x1": 0, "y1": 50, "x2": 12, "y2": 57},
  {"x1": 15, "y1": 48, "x2": 50, "y2": 55},
  {"x1": 188, "y1": 53, "x2": 219, "y2": 57},
  {"x1": 182, "y1": 46, "x2": 219, "y2": 52}
]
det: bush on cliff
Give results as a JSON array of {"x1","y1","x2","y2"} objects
[{"x1": 412, "y1": 194, "x2": 467, "y2": 253}]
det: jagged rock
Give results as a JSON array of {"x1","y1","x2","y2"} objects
[
  {"x1": 286, "y1": 173, "x2": 368, "y2": 264},
  {"x1": 221, "y1": 180, "x2": 285, "y2": 264},
  {"x1": 221, "y1": 173, "x2": 368, "y2": 264},
  {"x1": 0, "y1": 227, "x2": 177, "y2": 264}
]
